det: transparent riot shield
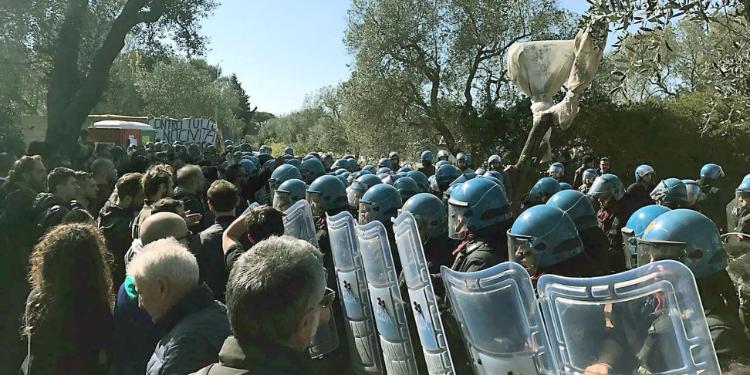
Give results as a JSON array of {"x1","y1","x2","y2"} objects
[
  {"x1": 392, "y1": 212, "x2": 455, "y2": 374},
  {"x1": 357, "y1": 220, "x2": 419, "y2": 374},
  {"x1": 538, "y1": 260, "x2": 720, "y2": 375},
  {"x1": 283, "y1": 199, "x2": 318, "y2": 248},
  {"x1": 327, "y1": 211, "x2": 384, "y2": 374},
  {"x1": 440, "y1": 262, "x2": 558, "y2": 375}
]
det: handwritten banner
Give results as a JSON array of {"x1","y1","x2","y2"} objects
[{"x1": 147, "y1": 117, "x2": 218, "y2": 145}]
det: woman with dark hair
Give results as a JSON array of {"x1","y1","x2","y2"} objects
[{"x1": 21, "y1": 223, "x2": 114, "y2": 374}]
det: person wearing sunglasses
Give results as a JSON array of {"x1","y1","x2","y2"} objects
[{"x1": 193, "y1": 236, "x2": 335, "y2": 375}]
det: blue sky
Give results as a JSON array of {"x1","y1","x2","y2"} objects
[{"x1": 202, "y1": 0, "x2": 590, "y2": 116}]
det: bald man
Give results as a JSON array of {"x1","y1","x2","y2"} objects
[
  {"x1": 115, "y1": 212, "x2": 190, "y2": 375},
  {"x1": 125, "y1": 212, "x2": 189, "y2": 265}
]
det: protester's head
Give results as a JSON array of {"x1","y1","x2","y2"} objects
[
  {"x1": 74, "y1": 171, "x2": 98, "y2": 204},
  {"x1": 24, "y1": 224, "x2": 113, "y2": 335},
  {"x1": 47, "y1": 167, "x2": 78, "y2": 201},
  {"x1": 225, "y1": 236, "x2": 329, "y2": 351},
  {"x1": 176, "y1": 164, "x2": 204, "y2": 194},
  {"x1": 142, "y1": 164, "x2": 173, "y2": 201},
  {"x1": 207, "y1": 180, "x2": 239, "y2": 216},
  {"x1": 582, "y1": 154, "x2": 594, "y2": 168},
  {"x1": 91, "y1": 158, "x2": 116, "y2": 183},
  {"x1": 128, "y1": 238, "x2": 199, "y2": 323},
  {"x1": 140, "y1": 212, "x2": 189, "y2": 246},
  {"x1": 225, "y1": 163, "x2": 249, "y2": 189},
  {"x1": 599, "y1": 157, "x2": 610, "y2": 173},
  {"x1": 8, "y1": 154, "x2": 47, "y2": 191},
  {"x1": 245, "y1": 205, "x2": 285, "y2": 244},
  {"x1": 116, "y1": 173, "x2": 144, "y2": 210},
  {"x1": 152, "y1": 197, "x2": 185, "y2": 218}
]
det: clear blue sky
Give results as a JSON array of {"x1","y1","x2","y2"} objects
[{"x1": 202, "y1": 0, "x2": 589, "y2": 116}]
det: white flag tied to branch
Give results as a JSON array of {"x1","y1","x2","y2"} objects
[{"x1": 508, "y1": 17, "x2": 607, "y2": 161}]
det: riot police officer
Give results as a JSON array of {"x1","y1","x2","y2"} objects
[
  {"x1": 626, "y1": 164, "x2": 656, "y2": 210},
  {"x1": 521, "y1": 177, "x2": 561, "y2": 212},
  {"x1": 588, "y1": 173, "x2": 629, "y2": 273},
  {"x1": 698, "y1": 163, "x2": 727, "y2": 232},
  {"x1": 272, "y1": 178, "x2": 307, "y2": 212},
  {"x1": 418, "y1": 150, "x2": 436, "y2": 177},
  {"x1": 650, "y1": 178, "x2": 688, "y2": 209},
  {"x1": 448, "y1": 178, "x2": 513, "y2": 272}
]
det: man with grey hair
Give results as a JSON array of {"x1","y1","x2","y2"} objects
[
  {"x1": 192, "y1": 236, "x2": 335, "y2": 375},
  {"x1": 129, "y1": 237, "x2": 230, "y2": 375}
]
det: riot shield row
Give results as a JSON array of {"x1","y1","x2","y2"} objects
[{"x1": 325, "y1": 209, "x2": 720, "y2": 375}]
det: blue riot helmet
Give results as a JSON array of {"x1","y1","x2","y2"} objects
[
  {"x1": 356, "y1": 173, "x2": 383, "y2": 190},
  {"x1": 239, "y1": 159, "x2": 258, "y2": 177},
  {"x1": 300, "y1": 158, "x2": 326, "y2": 184},
  {"x1": 435, "y1": 160, "x2": 448, "y2": 170},
  {"x1": 358, "y1": 184, "x2": 402, "y2": 225},
  {"x1": 284, "y1": 146, "x2": 294, "y2": 156},
  {"x1": 397, "y1": 166, "x2": 413, "y2": 173},
  {"x1": 357, "y1": 170, "x2": 373, "y2": 176},
  {"x1": 377, "y1": 173, "x2": 390, "y2": 183},
  {"x1": 507, "y1": 205, "x2": 584, "y2": 274},
  {"x1": 273, "y1": 178, "x2": 308, "y2": 212},
  {"x1": 437, "y1": 149, "x2": 450, "y2": 161},
  {"x1": 302, "y1": 154, "x2": 316, "y2": 162},
  {"x1": 436, "y1": 164, "x2": 462, "y2": 192},
  {"x1": 547, "y1": 162, "x2": 565, "y2": 180},
  {"x1": 345, "y1": 157, "x2": 359, "y2": 172},
  {"x1": 737, "y1": 174, "x2": 750, "y2": 193},
  {"x1": 483, "y1": 170, "x2": 505, "y2": 185},
  {"x1": 402, "y1": 193, "x2": 447, "y2": 243},
  {"x1": 285, "y1": 158, "x2": 301, "y2": 168},
  {"x1": 650, "y1": 178, "x2": 688, "y2": 209},
  {"x1": 448, "y1": 177, "x2": 512, "y2": 240},
  {"x1": 442, "y1": 183, "x2": 460, "y2": 206},
  {"x1": 362, "y1": 164, "x2": 377, "y2": 174},
  {"x1": 546, "y1": 190, "x2": 598, "y2": 232},
  {"x1": 528, "y1": 177, "x2": 561, "y2": 204},
  {"x1": 587, "y1": 173, "x2": 624, "y2": 203},
  {"x1": 420, "y1": 150, "x2": 433, "y2": 163},
  {"x1": 635, "y1": 164, "x2": 655, "y2": 183},
  {"x1": 639, "y1": 209, "x2": 727, "y2": 279},
  {"x1": 337, "y1": 174, "x2": 349, "y2": 187},
  {"x1": 456, "y1": 152, "x2": 469, "y2": 169},
  {"x1": 263, "y1": 160, "x2": 275, "y2": 170},
  {"x1": 334, "y1": 168, "x2": 348, "y2": 175},
  {"x1": 450, "y1": 172, "x2": 476, "y2": 187},
  {"x1": 474, "y1": 167, "x2": 486, "y2": 175},
  {"x1": 393, "y1": 176, "x2": 419, "y2": 203},
  {"x1": 377, "y1": 167, "x2": 392, "y2": 175},
  {"x1": 239, "y1": 143, "x2": 252, "y2": 152},
  {"x1": 259, "y1": 145, "x2": 270, "y2": 155},
  {"x1": 331, "y1": 159, "x2": 345, "y2": 171},
  {"x1": 479, "y1": 175, "x2": 506, "y2": 194},
  {"x1": 377, "y1": 157, "x2": 390, "y2": 168},
  {"x1": 269, "y1": 164, "x2": 302, "y2": 191},
  {"x1": 487, "y1": 154, "x2": 502, "y2": 171},
  {"x1": 700, "y1": 163, "x2": 725, "y2": 181},
  {"x1": 406, "y1": 170, "x2": 430, "y2": 193},
  {"x1": 307, "y1": 175, "x2": 348, "y2": 217},
  {"x1": 559, "y1": 182, "x2": 573, "y2": 190},
  {"x1": 282, "y1": 154, "x2": 294, "y2": 160},
  {"x1": 582, "y1": 168, "x2": 598, "y2": 186},
  {"x1": 621, "y1": 204, "x2": 671, "y2": 269},
  {"x1": 682, "y1": 179, "x2": 701, "y2": 207}
]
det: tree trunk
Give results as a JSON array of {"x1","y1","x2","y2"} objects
[
  {"x1": 506, "y1": 112, "x2": 554, "y2": 212},
  {"x1": 46, "y1": 0, "x2": 165, "y2": 158}
]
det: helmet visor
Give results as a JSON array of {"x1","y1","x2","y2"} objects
[
  {"x1": 358, "y1": 201, "x2": 376, "y2": 225},
  {"x1": 448, "y1": 203, "x2": 471, "y2": 240},
  {"x1": 508, "y1": 235, "x2": 537, "y2": 275},
  {"x1": 347, "y1": 188, "x2": 364, "y2": 210},
  {"x1": 685, "y1": 183, "x2": 701, "y2": 206},
  {"x1": 307, "y1": 191, "x2": 324, "y2": 217},
  {"x1": 621, "y1": 228, "x2": 637, "y2": 269},
  {"x1": 636, "y1": 239, "x2": 687, "y2": 267},
  {"x1": 273, "y1": 191, "x2": 293, "y2": 212},
  {"x1": 587, "y1": 178, "x2": 612, "y2": 201}
]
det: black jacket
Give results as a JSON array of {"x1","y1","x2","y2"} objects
[
  {"x1": 625, "y1": 182, "x2": 654, "y2": 212},
  {"x1": 597, "y1": 199, "x2": 629, "y2": 274},
  {"x1": 194, "y1": 216, "x2": 236, "y2": 302},
  {"x1": 98, "y1": 200, "x2": 135, "y2": 288},
  {"x1": 579, "y1": 226, "x2": 613, "y2": 275},
  {"x1": 451, "y1": 222, "x2": 510, "y2": 273},
  {"x1": 146, "y1": 284, "x2": 230, "y2": 375},
  {"x1": 698, "y1": 181, "x2": 727, "y2": 232},
  {"x1": 190, "y1": 336, "x2": 311, "y2": 375},
  {"x1": 418, "y1": 164, "x2": 435, "y2": 177}
]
